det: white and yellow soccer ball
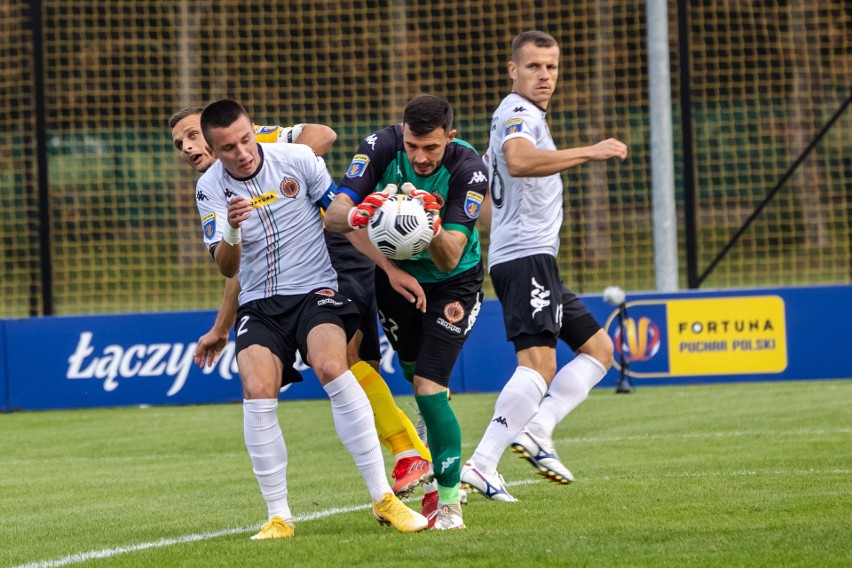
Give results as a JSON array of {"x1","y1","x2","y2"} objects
[{"x1": 368, "y1": 194, "x2": 435, "y2": 260}]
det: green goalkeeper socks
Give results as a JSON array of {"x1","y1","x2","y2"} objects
[{"x1": 414, "y1": 391, "x2": 462, "y2": 503}]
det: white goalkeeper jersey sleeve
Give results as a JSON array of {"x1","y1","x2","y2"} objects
[
  {"x1": 485, "y1": 92, "x2": 565, "y2": 271},
  {"x1": 195, "y1": 143, "x2": 337, "y2": 304}
]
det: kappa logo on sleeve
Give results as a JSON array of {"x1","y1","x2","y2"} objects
[
  {"x1": 345, "y1": 154, "x2": 370, "y2": 178},
  {"x1": 505, "y1": 117, "x2": 523, "y2": 135},
  {"x1": 202, "y1": 212, "x2": 216, "y2": 239}
]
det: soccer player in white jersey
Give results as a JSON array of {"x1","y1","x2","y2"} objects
[
  {"x1": 461, "y1": 30, "x2": 628, "y2": 501},
  {"x1": 194, "y1": 99, "x2": 426, "y2": 538},
  {"x1": 170, "y1": 108, "x2": 434, "y2": 498}
]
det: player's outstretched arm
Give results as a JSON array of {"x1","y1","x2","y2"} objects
[
  {"x1": 504, "y1": 137, "x2": 628, "y2": 177},
  {"x1": 194, "y1": 276, "x2": 240, "y2": 368},
  {"x1": 295, "y1": 124, "x2": 337, "y2": 156},
  {"x1": 324, "y1": 187, "x2": 395, "y2": 232},
  {"x1": 344, "y1": 229, "x2": 427, "y2": 312},
  {"x1": 324, "y1": 193, "x2": 358, "y2": 232}
]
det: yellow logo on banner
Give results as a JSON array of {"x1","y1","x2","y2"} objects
[
  {"x1": 667, "y1": 296, "x2": 787, "y2": 375},
  {"x1": 250, "y1": 191, "x2": 279, "y2": 209}
]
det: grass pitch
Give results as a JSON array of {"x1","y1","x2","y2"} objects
[{"x1": 2, "y1": 380, "x2": 850, "y2": 567}]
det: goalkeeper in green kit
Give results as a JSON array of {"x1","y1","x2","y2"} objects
[{"x1": 324, "y1": 95, "x2": 489, "y2": 530}]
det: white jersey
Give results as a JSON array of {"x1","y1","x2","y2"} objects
[
  {"x1": 195, "y1": 143, "x2": 337, "y2": 305},
  {"x1": 485, "y1": 92, "x2": 564, "y2": 270}
]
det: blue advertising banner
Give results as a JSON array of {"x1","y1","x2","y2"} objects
[
  {"x1": 1, "y1": 311, "x2": 451, "y2": 412},
  {"x1": 1, "y1": 285, "x2": 849, "y2": 411}
]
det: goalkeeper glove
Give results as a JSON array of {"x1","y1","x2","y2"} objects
[
  {"x1": 400, "y1": 182, "x2": 442, "y2": 236},
  {"x1": 347, "y1": 184, "x2": 398, "y2": 229}
]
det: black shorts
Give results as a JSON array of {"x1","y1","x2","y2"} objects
[
  {"x1": 491, "y1": 254, "x2": 601, "y2": 352},
  {"x1": 375, "y1": 262, "x2": 484, "y2": 388},
  {"x1": 326, "y1": 231, "x2": 380, "y2": 362},
  {"x1": 235, "y1": 288, "x2": 361, "y2": 388}
]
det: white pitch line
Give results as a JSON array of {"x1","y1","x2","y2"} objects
[{"x1": 13, "y1": 480, "x2": 539, "y2": 568}]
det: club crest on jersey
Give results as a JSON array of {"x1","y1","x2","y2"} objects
[
  {"x1": 202, "y1": 212, "x2": 216, "y2": 239},
  {"x1": 280, "y1": 177, "x2": 300, "y2": 198},
  {"x1": 505, "y1": 117, "x2": 523, "y2": 135},
  {"x1": 345, "y1": 154, "x2": 370, "y2": 178},
  {"x1": 464, "y1": 191, "x2": 484, "y2": 218},
  {"x1": 443, "y1": 301, "x2": 465, "y2": 323},
  {"x1": 250, "y1": 190, "x2": 279, "y2": 208},
  {"x1": 255, "y1": 125, "x2": 278, "y2": 134}
]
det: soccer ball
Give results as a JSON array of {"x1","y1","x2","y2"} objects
[{"x1": 367, "y1": 194, "x2": 435, "y2": 260}]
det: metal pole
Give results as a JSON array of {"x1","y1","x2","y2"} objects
[
  {"x1": 676, "y1": 0, "x2": 699, "y2": 288},
  {"x1": 647, "y1": 0, "x2": 679, "y2": 291},
  {"x1": 31, "y1": 0, "x2": 54, "y2": 315}
]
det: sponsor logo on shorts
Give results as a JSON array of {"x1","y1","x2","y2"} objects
[
  {"x1": 279, "y1": 177, "x2": 299, "y2": 198},
  {"x1": 437, "y1": 318, "x2": 462, "y2": 334},
  {"x1": 530, "y1": 276, "x2": 551, "y2": 318},
  {"x1": 250, "y1": 190, "x2": 279, "y2": 208},
  {"x1": 465, "y1": 292, "x2": 481, "y2": 336},
  {"x1": 443, "y1": 301, "x2": 465, "y2": 323},
  {"x1": 317, "y1": 298, "x2": 344, "y2": 307},
  {"x1": 345, "y1": 153, "x2": 370, "y2": 178},
  {"x1": 202, "y1": 212, "x2": 216, "y2": 239}
]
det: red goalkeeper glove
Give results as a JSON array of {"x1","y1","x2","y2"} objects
[
  {"x1": 401, "y1": 182, "x2": 442, "y2": 236},
  {"x1": 347, "y1": 184, "x2": 398, "y2": 229}
]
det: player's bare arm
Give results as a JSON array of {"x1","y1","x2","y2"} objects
[
  {"x1": 343, "y1": 214, "x2": 428, "y2": 312},
  {"x1": 194, "y1": 275, "x2": 240, "y2": 368},
  {"x1": 503, "y1": 136, "x2": 628, "y2": 177},
  {"x1": 426, "y1": 229, "x2": 468, "y2": 273},
  {"x1": 477, "y1": 193, "x2": 493, "y2": 233},
  {"x1": 295, "y1": 124, "x2": 337, "y2": 156},
  {"x1": 324, "y1": 193, "x2": 359, "y2": 232}
]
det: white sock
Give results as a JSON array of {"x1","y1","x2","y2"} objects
[
  {"x1": 471, "y1": 366, "x2": 547, "y2": 475},
  {"x1": 243, "y1": 398, "x2": 291, "y2": 520},
  {"x1": 526, "y1": 353, "x2": 607, "y2": 440},
  {"x1": 324, "y1": 370, "x2": 392, "y2": 502}
]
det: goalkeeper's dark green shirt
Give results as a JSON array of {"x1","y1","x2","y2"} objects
[{"x1": 337, "y1": 124, "x2": 489, "y2": 283}]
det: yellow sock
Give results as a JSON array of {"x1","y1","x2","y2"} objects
[
  {"x1": 399, "y1": 408, "x2": 432, "y2": 462},
  {"x1": 351, "y1": 361, "x2": 422, "y2": 458}
]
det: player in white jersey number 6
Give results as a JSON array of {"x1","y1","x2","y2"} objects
[
  {"x1": 462, "y1": 30, "x2": 628, "y2": 501},
  {"x1": 194, "y1": 99, "x2": 426, "y2": 538}
]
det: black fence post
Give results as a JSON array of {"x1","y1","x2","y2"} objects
[
  {"x1": 677, "y1": 0, "x2": 698, "y2": 289},
  {"x1": 31, "y1": 0, "x2": 53, "y2": 316}
]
